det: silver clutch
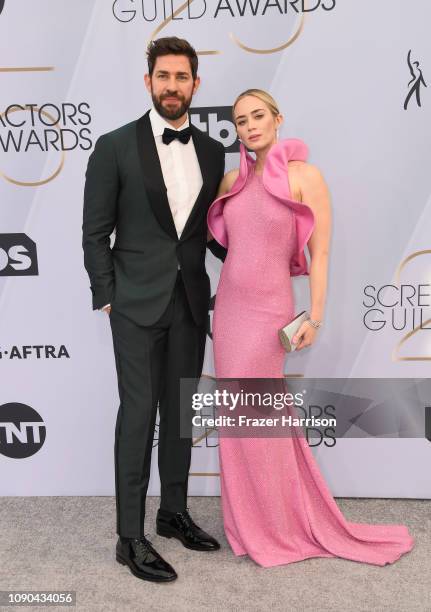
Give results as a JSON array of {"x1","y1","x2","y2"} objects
[{"x1": 278, "y1": 311, "x2": 310, "y2": 352}]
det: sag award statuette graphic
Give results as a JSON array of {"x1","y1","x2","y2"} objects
[{"x1": 404, "y1": 49, "x2": 427, "y2": 110}]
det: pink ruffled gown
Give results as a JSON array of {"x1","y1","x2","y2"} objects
[{"x1": 206, "y1": 138, "x2": 415, "y2": 567}]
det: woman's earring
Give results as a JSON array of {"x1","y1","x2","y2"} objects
[{"x1": 276, "y1": 129, "x2": 280, "y2": 141}]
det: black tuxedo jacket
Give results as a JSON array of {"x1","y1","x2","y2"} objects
[{"x1": 82, "y1": 109, "x2": 226, "y2": 326}]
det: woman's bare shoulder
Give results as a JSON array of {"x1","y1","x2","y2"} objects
[
  {"x1": 287, "y1": 161, "x2": 328, "y2": 203},
  {"x1": 217, "y1": 169, "x2": 240, "y2": 197},
  {"x1": 289, "y1": 161, "x2": 324, "y2": 182},
  {"x1": 224, "y1": 168, "x2": 240, "y2": 188}
]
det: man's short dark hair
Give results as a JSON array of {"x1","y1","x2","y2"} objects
[{"x1": 146, "y1": 37, "x2": 198, "y2": 80}]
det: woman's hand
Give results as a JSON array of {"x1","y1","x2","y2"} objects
[{"x1": 292, "y1": 321, "x2": 318, "y2": 350}]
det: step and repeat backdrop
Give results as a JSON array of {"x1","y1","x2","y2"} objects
[{"x1": 1, "y1": 0, "x2": 430, "y2": 497}]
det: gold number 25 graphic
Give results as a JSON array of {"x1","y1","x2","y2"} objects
[{"x1": 149, "y1": 0, "x2": 305, "y2": 55}]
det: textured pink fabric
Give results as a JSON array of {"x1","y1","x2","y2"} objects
[
  {"x1": 207, "y1": 138, "x2": 415, "y2": 568},
  {"x1": 207, "y1": 138, "x2": 314, "y2": 276}
]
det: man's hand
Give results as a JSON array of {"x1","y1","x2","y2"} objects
[{"x1": 102, "y1": 304, "x2": 111, "y2": 315}]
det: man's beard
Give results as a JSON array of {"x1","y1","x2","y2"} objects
[{"x1": 152, "y1": 91, "x2": 192, "y2": 121}]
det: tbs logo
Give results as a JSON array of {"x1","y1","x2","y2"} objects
[
  {"x1": 0, "y1": 403, "x2": 46, "y2": 459},
  {"x1": 0, "y1": 234, "x2": 38, "y2": 276},
  {"x1": 190, "y1": 107, "x2": 239, "y2": 153}
]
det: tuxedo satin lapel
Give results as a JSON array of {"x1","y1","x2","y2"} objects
[
  {"x1": 180, "y1": 125, "x2": 212, "y2": 240},
  {"x1": 136, "y1": 111, "x2": 178, "y2": 241}
]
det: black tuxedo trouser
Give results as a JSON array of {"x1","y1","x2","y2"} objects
[{"x1": 109, "y1": 270, "x2": 206, "y2": 538}]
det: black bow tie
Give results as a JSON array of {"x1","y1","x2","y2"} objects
[{"x1": 162, "y1": 126, "x2": 192, "y2": 145}]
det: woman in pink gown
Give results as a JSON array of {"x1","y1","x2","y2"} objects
[{"x1": 207, "y1": 89, "x2": 414, "y2": 568}]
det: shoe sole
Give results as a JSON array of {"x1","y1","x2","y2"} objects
[
  {"x1": 156, "y1": 525, "x2": 220, "y2": 551},
  {"x1": 116, "y1": 554, "x2": 177, "y2": 582}
]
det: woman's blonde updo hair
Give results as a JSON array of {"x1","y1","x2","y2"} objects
[{"x1": 232, "y1": 89, "x2": 280, "y2": 122}]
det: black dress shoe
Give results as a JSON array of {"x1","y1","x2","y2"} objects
[
  {"x1": 156, "y1": 508, "x2": 220, "y2": 551},
  {"x1": 116, "y1": 535, "x2": 177, "y2": 582}
]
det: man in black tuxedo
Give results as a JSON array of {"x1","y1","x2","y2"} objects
[{"x1": 82, "y1": 37, "x2": 226, "y2": 583}]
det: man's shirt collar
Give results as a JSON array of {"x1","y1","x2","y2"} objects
[{"x1": 149, "y1": 105, "x2": 190, "y2": 138}]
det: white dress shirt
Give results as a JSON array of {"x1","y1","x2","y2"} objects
[
  {"x1": 101, "y1": 105, "x2": 202, "y2": 311},
  {"x1": 149, "y1": 106, "x2": 203, "y2": 237}
]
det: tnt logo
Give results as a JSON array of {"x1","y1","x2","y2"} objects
[
  {"x1": 0, "y1": 234, "x2": 38, "y2": 276},
  {"x1": 190, "y1": 107, "x2": 239, "y2": 153},
  {"x1": 0, "y1": 403, "x2": 46, "y2": 458}
]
